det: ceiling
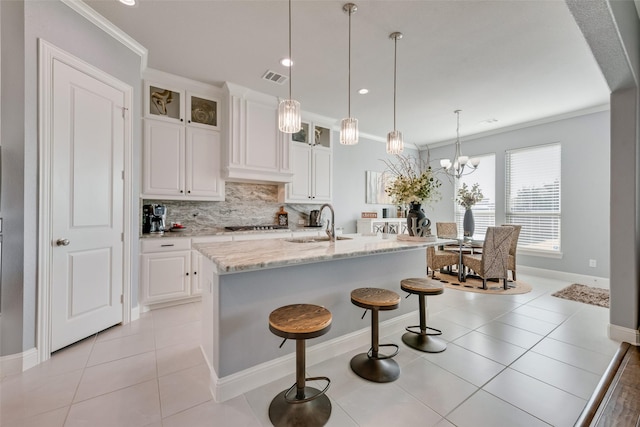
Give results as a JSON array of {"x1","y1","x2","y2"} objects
[{"x1": 84, "y1": 0, "x2": 611, "y2": 148}]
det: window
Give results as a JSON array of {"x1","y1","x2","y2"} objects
[
  {"x1": 506, "y1": 143, "x2": 561, "y2": 253},
  {"x1": 455, "y1": 154, "x2": 496, "y2": 236}
]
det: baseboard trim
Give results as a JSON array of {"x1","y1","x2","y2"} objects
[
  {"x1": 517, "y1": 265, "x2": 610, "y2": 289},
  {"x1": 131, "y1": 306, "x2": 140, "y2": 322},
  {"x1": 608, "y1": 324, "x2": 640, "y2": 345},
  {"x1": 0, "y1": 347, "x2": 39, "y2": 378},
  {"x1": 205, "y1": 311, "x2": 415, "y2": 402}
]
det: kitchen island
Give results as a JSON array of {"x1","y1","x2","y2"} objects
[{"x1": 195, "y1": 234, "x2": 451, "y2": 402}]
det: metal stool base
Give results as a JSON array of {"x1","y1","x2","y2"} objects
[
  {"x1": 401, "y1": 332, "x2": 447, "y2": 353},
  {"x1": 268, "y1": 386, "x2": 331, "y2": 427},
  {"x1": 350, "y1": 353, "x2": 400, "y2": 383}
]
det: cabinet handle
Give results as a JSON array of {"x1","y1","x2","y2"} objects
[
  {"x1": 188, "y1": 120, "x2": 191, "y2": 123},
  {"x1": 187, "y1": 190, "x2": 191, "y2": 194},
  {"x1": 180, "y1": 190, "x2": 184, "y2": 193},
  {"x1": 160, "y1": 244, "x2": 174, "y2": 247},
  {"x1": 186, "y1": 272, "x2": 189, "y2": 276},
  {"x1": 180, "y1": 118, "x2": 184, "y2": 122},
  {"x1": 193, "y1": 271, "x2": 197, "y2": 275}
]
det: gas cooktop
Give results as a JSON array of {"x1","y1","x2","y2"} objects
[{"x1": 224, "y1": 225, "x2": 290, "y2": 232}]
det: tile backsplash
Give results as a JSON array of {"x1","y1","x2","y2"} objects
[{"x1": 143, "y1": 182, "x2": 324, "y2": 232}]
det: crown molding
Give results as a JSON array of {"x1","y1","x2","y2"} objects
[
  {"x1": 60, "y1": 0, "x2": 148, "y2": 70},
  {"x1": 422, "y1": 103, "x2": 610, "y2": 150}
]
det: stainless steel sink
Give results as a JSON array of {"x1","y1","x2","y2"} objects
[{"x1": 285, "y1": 236, "x2": 353, "y2": 243}]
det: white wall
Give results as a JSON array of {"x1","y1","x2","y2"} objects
[{"x1": 426, "y1": 110, "x2": 610, "y2": 279}]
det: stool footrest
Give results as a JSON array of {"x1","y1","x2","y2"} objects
[
  {"x1": 284, "y1": 376, "x2": 331, "y2": 404},
  {"x1": 367, "y1": 343, "x2": 399, "y2": 360},
  {"x1": 405, "y1": 325, "x2": 443, "y2": 336}
]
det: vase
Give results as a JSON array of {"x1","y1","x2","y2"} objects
[
  {"x1": 407, "y1": 202, "x2": 431, "y2": 236},
  {"x1": 463, "y1": 208, "x2": 475, "y2": 237}
]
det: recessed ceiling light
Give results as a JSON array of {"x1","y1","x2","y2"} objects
[
  {"x1": 280, "y1": 58, "x2": 293, "y2": 67},
  {"x1": 358, "y1": 88, "x2": 369, "y2": 94},
  {"x1": 118, "y1": 0, "x2": 136, "y2": 6},
  {"x1": 480, "y1": 118, "x2": 498, "y2": 125}
]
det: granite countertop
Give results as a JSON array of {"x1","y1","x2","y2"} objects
[{"x1": 194, "y1": 234, "x2": 454, "y2": 274}]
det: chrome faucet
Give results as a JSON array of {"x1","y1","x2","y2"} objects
[{"x1": 319, "y1": 203, "x2": 335, "y2": 242}]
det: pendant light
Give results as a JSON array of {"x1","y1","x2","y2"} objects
[
  {"x1": 440, "y1": 110, "x2": 480, "y2": 178},
  {"x1": 278, "y1": 0, "x2": 301, "y2": 133},
  {"x1": 340, "y1": 3, "x2": 358, "y2": 145},
  {"x1": 387, "y1": 32, "x2": 404, "y2": 154}
]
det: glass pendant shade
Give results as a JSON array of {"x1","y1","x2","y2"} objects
[
  {"x1": 340, "y1": 117, "x2": 359, "y2": 145},
  {"x1": 386, "y1": 130, "x2": 404, "y2": 154},
  {"x1": 278, "y1": 99, "x2": 301, "y2": 133}
]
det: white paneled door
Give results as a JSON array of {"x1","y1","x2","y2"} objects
[{"x1": 50, "y1": 59, "x2": 125, "y2": 352}]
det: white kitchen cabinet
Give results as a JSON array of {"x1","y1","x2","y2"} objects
[
  {"x1": 280, "y1": 116, "x2": 333, "y2": 203},
  {"x1": 142, "y1": 70, "x2": 224, "y2": 201},
  {"x1": 142, "y1": 121, "x2": 224, "y2": 200},
  {"x1": 223, "y1": 82, "x2": 292, "y2": 183},
  {"x1": 140, "y1": 238, "x2": 193, "y2": 306},
  {"x1": 140, "y1": 235, "x2": 233, "y2": 309}
]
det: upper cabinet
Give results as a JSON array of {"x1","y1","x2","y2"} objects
[
  {"x1": 142, "y1": 69, "x2": 224, "y2": 201},
  {"x1": 279, "y1": 114, "x2": 333, "y2": 203},
  {"x1": 223, "y1": 83, "x2": 292, "y2": 183}
]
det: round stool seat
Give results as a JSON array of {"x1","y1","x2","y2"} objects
[
  {"x1": 400, "y1": 278, "x2": 444, "y2": 296},
  {"x1": 351, "y1": 288, "x2": 400, "y2": 310},
  {"x1": 269, "y1": 304, "x2": 332, "y2": 340}
]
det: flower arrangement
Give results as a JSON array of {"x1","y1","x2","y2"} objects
[
  {"x1": 383, "y1": 154, "x2": 441, "y2": 205},
  {"x1": 457, "y1": 182, "x2": 484, "y2": 209}
]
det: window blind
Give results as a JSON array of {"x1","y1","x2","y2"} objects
[
  {"x1": 506, "y1": 143, "x2": 561, "y2": 252},
  {"x1": 455, "y1": 153, "x2": 496, "y2": 237}
]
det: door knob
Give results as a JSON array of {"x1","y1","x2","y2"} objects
[{"x1": 56, "y1": 238, "x2": 70, "y2": 246}]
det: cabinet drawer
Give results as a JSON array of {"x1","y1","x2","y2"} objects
[{"x1": 141, "y1": 238, "x2": 191, "y2": 253}]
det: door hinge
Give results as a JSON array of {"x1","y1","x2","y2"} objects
[
  {"x1": 121, "y1": 233, "x2": 124, "y2": 242},
  {"x1": 121, "y1": 170, "x2": 125, "y2": 180},
  {"x1": 121, "y1": 106, "x2": 128, "y2": 118},
  {"x1": 120, "y1": 294, "x2": 124, "y2": 303}
]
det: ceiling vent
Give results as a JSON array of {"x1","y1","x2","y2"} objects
[{"x1": 262, "y1": 70, "x2": 288, "y2": 85}]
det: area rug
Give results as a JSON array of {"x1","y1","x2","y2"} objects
[
  {"x1": 434, "y1": 274, "x2": 532, "y2": 295},
  {"x1": 552, "y1": 283, "x2": 609, "y2": 308}
]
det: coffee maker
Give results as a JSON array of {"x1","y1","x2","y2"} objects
[{"x1": 142, "y1": 204, "x2": 167, "y2": 234}]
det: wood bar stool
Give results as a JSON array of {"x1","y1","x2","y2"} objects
[
  {"x1": 350, "y1": 287, "x2": 401, "y2": 383},
  {"x1": 268, "y1": 304, "x2": 332, "y2": 427},
  {"x1": 400, "y1": 277, "x2": 446, "y2": 353}
]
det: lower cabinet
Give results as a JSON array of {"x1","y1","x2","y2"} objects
[{"x1": 140, "y1": 250, "x2": 193, "y2": 304}]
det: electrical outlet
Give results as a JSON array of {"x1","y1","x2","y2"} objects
[{"x1": 589, "y1": 259, "x2": 597, "y2": 268}]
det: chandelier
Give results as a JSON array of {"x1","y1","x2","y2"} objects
[{"x1": 440, "y1": 110, "x2": 479, "y2": 178}]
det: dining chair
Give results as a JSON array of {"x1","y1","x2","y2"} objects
[
  {"x1": 462, "y1": 226, "x2": 513, "y2": 290},
  {"x1": 426, "y1": 246, "x2": 459, "y2": 279},
  {"x1": 427, "y1": 221, "x2": 460, "y2": 278},
  {"x1": 501, "y1": 224, "x2": 522, "y2": 281}
]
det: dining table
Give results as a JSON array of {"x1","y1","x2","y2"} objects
[{"x1": 444, "y1": 236, "x2": 485, "y2": 282}]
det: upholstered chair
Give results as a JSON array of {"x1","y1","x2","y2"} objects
[
  {"x1": 462, "y1": 226, "x2": 513, "y2": 289},
  {"x1": 501, "y1": 224, "x2": 522, "y2": 281}
]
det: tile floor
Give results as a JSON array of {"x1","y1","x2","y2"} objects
[{"x1": 0, "y1": 273, "x2": 620, "y2": 426}]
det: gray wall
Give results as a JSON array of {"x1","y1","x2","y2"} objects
[
  {"x1": 426, "y1": 111, "x2": 610, "y2": 279},
  {"x1": 333, "y1": 135, "x2": 419, "y2": 233},
  {"x1": 0, "y1": 0, "x2": 142, "y2": 356}
]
